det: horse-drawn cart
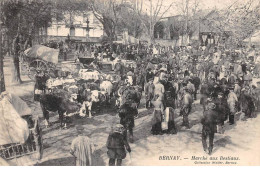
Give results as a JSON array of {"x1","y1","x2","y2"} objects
[
  {"x1": 21, "y1": 45, "x2": 59, "y2": 80},
  {"x1": 0, "y1": 92, "x2": 43, "y2": 165}
]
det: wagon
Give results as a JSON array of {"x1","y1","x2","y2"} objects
[
  {"x1": 21, "y1": 45, "x2": 59, "y2": 80},
  {"x1": 0, "y1": 93, "x2": 43, "y2": 165}
]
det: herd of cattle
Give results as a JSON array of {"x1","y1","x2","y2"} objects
[{"x1": 34, "y1": 65, "x2": 142, "y2": 128}]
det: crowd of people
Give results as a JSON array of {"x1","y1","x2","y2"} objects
[{"x1": 36, "y1": 40, "x2": 260, "y2": 165}]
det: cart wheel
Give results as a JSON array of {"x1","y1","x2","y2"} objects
[{"x1": 28, "y1": 60, "x2": 48, "y2": 80}]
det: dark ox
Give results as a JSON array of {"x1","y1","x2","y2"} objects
[{"x1": 40, "y1": 94, "x2": 81, "y2": 128}]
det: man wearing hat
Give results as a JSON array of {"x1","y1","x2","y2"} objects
[
  {"x1": 145, "y1": 68, "x2": 154, "y2": 83},
  {"x1": 106, "y1": 124, "x2": 131, "y2": 166},
  {"x1": 70, "y1": 125, "x2": 94, "y2": 166},
  {"x1": 144, "y1": 78, "x2": 155, "y2": 108}
]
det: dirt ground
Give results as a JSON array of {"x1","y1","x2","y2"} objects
[{"x1": 3, "y1": 56, "x2": 260, "y2": 166}]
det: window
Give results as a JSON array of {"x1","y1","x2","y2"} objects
[{"x1": 70, "y1": 26, "x2": 75, "y2": 36}]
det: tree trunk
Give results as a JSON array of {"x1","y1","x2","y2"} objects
[
  {"x1": 0, "y1": 24, "x2": 6, "y2": 94},
  {"x1": 11, "y1": 35, "x2": 22, "y2": 84},
  {"x1": 11, "y1": 54, "x2": 22, "y2": 84}
]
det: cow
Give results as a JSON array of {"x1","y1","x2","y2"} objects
[
  {"x1": 40, "y1": 93, "x2": 81, "y2": 128},
  {"x1": 46, "y1": 78, "x2": 64, "y2": 93},
  {"x1": 100, "y1": 79, "x2": 113, "y2": 103},
  {"x1": 78, "y1": 89, "x2": 107, "y2": 118}
]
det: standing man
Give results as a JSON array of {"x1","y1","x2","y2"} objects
[
  {"x1": 180, "y1": 87, "x2": 193, "y2": 129},
  {"x1": 106, "y1": 124, "x2": 131, "y2": 166},
  {"x1": 227, "y1": 86, "x2": 238, "y2": 125},
  {"x1": 70, "y1": 125, "x2": 95, "y2": 166},
  {"x1": 144, "y1": 78, "x2": 155, "y2": 108},
  {"x1": 114, "y1": 59, "x2": 123, "y2": 77},
  {"x1": 118, "y1": 101, "x2": 138, "y2": 143},
  {"x1": 145, "y1": 68, "x2": 154, "y2": 83},
  {"x1": 186, "y1": 78, "x2": 195, "y2": 99}
]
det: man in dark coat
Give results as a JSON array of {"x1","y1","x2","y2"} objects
[
  {"x1": 145, "y1": 68, "x2": 154, "y2": 83},
  {"x1": 144, "y1": 78, "x2": 155, "y2": 108},
  {"x1": 118, "y1": 102, "x2": 138, "y2": 143},
  {"x1": 114, "y1": 60, "x2": 123, "y2": 76},
  {"x1": 162, "y1": 79, "x2": 176, "y2": 109},
  {"x1": 241, "y1": 61, "x2": 247, "y2": 74},
  {"x1": 191, "y1": 75, "x2": 201, "y2": 100},
  {"x1": 106, "y1": 124, "x2": 131, "y2": 166},
  {"x1": 212, "y1": 92, "x2": 229, "y2": 133}
]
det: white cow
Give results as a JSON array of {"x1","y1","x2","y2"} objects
[
  {"x1": 78, "y1": 69, "x2": 100, "y2": 81},
  {"x1": 100, "y1": 80, "x2": 113, "y2": 101},
  {"x1": 46, "y1": 78, "x2": 64, "y2": 91},
  {"x1": 78, "y1": 90, "x2": 107, "y2": 118}
]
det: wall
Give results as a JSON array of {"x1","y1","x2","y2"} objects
[{"x1": 47, "y1": 12, "x2": 104, "y2": 39}]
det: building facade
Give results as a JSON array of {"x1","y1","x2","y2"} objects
[{"x1": 47, "y1": 12, "x2": 104, "y2": 43}]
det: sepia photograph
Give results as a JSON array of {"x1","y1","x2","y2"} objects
[{"x1": 0, "y1": 0, "x2": 260, "y2": 166}]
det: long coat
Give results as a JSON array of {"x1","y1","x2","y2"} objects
[
  {"x1": 106, "y1": 132, "x2": 131, "y2": 159},
  {"x1": 70, "y1": 135, "x2": 94, "y2": 166},
  {"x1": 144, "y1": 82, "x2": 155, "y2": 101}
]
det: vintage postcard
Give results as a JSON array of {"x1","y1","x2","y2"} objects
[{"x1": 0, "y1": 0, "x2": 260, "y2": 166}]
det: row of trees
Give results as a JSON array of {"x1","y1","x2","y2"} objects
[{"x1": 0, "y1": 0, "x2": 91, "y2": 88}]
